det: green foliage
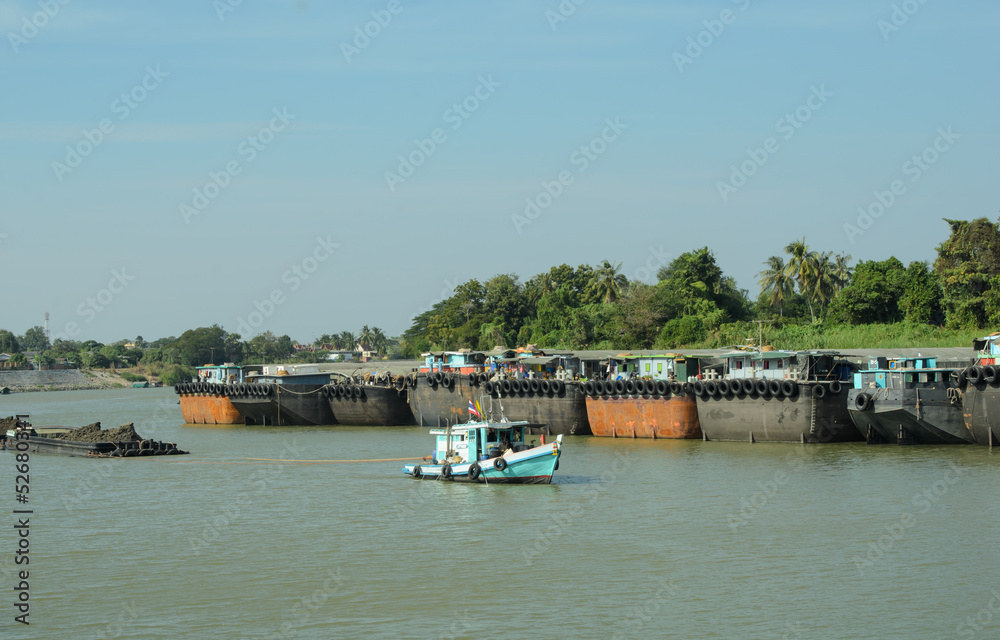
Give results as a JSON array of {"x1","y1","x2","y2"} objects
[
  {"x1": 0, "y1": 329, "x2": 20, "y2": 353},
  {"x1": 20, "y1": 326, "x2": 50, "y2": 351},
  {"x1": 119, "y1": 372, "x2": 147, "y2": 383},
  {"x1": 900, "y1": 261, "x2": 944, "y2": 325},
  {"x1": 698, "y1": 320, "x2": 984, "y2": 350},
  {"x1": 169, "y1": 325, "x2": 229, "y2": 366},
  {"x1": 160, "y1": 365, "x2": 196, "y2": 386},
  {"x1": 828, "y1": 257, "x2": 907, "y2": 324},
  {"x1": 934, "y1": 218, "x2": 1000, "y2": 328},
  {"x1": 655, "y1": 315, "x2": 707, "y2": 349}
]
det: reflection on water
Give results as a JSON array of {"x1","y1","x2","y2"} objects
[{"x1": 1, "y1": 388, "x2": 998, "y2": 639}]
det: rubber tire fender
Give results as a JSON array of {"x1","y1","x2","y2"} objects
[
  {"x1": 541, "y1": 380, "x2": 552, "y2": 394},
  {"x1": 812, "y1": 384, "x2": 826, "y2": 399},
  {"x1": 467, "y1": 463, "x2": 481, "y2": 480},
  {"x1": 967, "y1": 366, "x2": 983, "y2": 385},
  {"x1": 614, "y1": 380, "x2": 626, "y2": 395},
  {"x1": 704, "y1": 380, "x2": 718, "y2": 397},
  {"x1": 781, "y1": 380, "x2": 798, "y2": 397},
  {"x1": 693, "y1": 380, "x2": 706, "y2": 397},
  {"x1": 755, "y1": 379, "x2": 769, "y2": 397},
  {"x1": 553, "y1": 380, "x2": 565, "y2": 395},
  {"x1": 411, "y1": 465, "x2": 421, "y2": 478},
  {"x1": 984, "y1": 365, "x2": 997, "y2": 384},
  {"x1": 441, "y1": 464, "x2": 452, "y2": 479},
  {"x1": 950, "y1": 369, "x2": 966, "y2": 388},
  {"x1": 493, "y1": 457, "x2": 508, "y2": 471},
  {"x1": 741, "y1": 378, "x2": 755, "y2": 396},
  {"x1": 530, "y1": 379, "x2": 541, "y2": 394},
  {"x1": 718, "y1": 380, "x2": 731, "y2": 397},
  {"x1": 829, "y1": 380, "x2": 842, "y2": 395},
  {"x1": 854, "y1": 392, "x2": 869, "y2": 411}
]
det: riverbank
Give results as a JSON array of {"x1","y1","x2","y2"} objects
[{"x1": 0, "y1": 369, "x2": 135, "y2": 393}]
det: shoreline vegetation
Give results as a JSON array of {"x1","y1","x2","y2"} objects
[{"x1": 2, "y1": 220, "x2": 999, "y2": 385}]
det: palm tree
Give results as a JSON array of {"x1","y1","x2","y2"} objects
[
  {"x1": 370, "y1": 327, "x2": 388, "y2": 356},
  {"x1": 810, "y1": 252, "x2": 838, "y2": 319},
  {"x1": 358, "y1": 325, "x2": 374, "y2": 351},
  {"x1": 757, "y1": 256, "x2": 794, "y2": 317},
  {"x1": 339, "y1": 331, "x2": 356, "y2": 353},
  {"x1": 587, "y1": 260, "x2": 628, "y2": 304},
  {"x1": 783, "y1": 238, "x2": 818, "y2": 322},
  {"x1": 831, "y1": 253, "x2": 853, "y2": 291}
]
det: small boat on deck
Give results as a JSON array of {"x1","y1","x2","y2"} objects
[{"x1": 402, "y1": 419, "x2": 562, "y2": 484}]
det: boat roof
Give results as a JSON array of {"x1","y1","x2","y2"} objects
[{"x1": 429, "y1": 420, "x2": 531, "y2": 434}]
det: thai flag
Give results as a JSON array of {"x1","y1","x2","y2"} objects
[{"x1": 468, "y1": 400, "x2": 480, "y2": 417}]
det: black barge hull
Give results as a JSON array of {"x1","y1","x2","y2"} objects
[
  {"x1": 847, "y1": 387, "x2": 972, "y2": 444},
  {"x1": 960, "y1": 383, "x2": 1000, "y2": 446},
  {"x1": 696, "y1": 381, "x2": 860, "y2": 443},
  {"x1": 229, "y1": 383, "x2": 335, "y2": 426},
  {"x1": 408, "y1": 374, "x2": 591, "y2": 436},
  {"x1": 324, "y1": 383, "x2": 414, "y2": 426}
]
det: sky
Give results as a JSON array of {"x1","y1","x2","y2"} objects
[{"x1": 1, "y1": 0, "x2": 997, "y2": 344}]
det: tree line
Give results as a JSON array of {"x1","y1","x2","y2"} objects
[
  {"x1": 2, "y1": 217, "x2": 998, "y2": 372},
  {"x1": 398, "y1": 217, "x2": 1000, "y2": 356}
]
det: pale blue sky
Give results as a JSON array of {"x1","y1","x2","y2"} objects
[{"x1": 1, "y1": 0, "x2": 997, "y2": 343}]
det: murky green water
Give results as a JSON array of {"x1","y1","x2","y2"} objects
[{"x1": 2, "y1": 388, "x2": 999, "y2": 639}]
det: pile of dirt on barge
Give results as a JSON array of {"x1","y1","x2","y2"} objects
[{"x1": 4, "y1": 417, "x2": 189, "y2": 457}]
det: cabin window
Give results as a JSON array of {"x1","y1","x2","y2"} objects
[
  {"x1": 735, "y1": 361, "x2": 742, "y2": 370},
  {"x1": 645, "y1": 363, "x2": 650, "y2": 373},
  {"x1": 657, "y1": 363, "x2": 663, "y2": 373},
  {"x1": 764, "y1": 361, "x2": 770, "y2": 370}
]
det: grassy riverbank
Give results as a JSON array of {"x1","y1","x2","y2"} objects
[{"x1": 697, "y1": 322, "x2": 988, "y2": 350}]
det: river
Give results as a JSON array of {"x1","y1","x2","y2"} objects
[{"x1": 1, "y1": 388, "x2": 998, "y2": 639}]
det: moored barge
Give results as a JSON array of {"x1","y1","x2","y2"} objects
[
  {"x1": 582, "y1": 354, "x2": 702, "y2": 438},
  {"x1": 694, "y1": 349, "x2": 859, "y2": 443},
  {"x1": 848, "y1": 356, "x2": 972, "y2": 444}
]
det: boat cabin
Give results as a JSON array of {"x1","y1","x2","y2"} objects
[
  {"x1": 974, "y1": 334, "x2": 1000, "y2": 365},
  {"x1": 196, "y1": 363, "x2": 247, "y2": 385},
  {"x1": 420, "y1": 351, "x2": 487, "y2": 374},
  {"x1": 623, "y1": 354, "x2": 706, "y2": 381},
  {"x1": 853, "y1": 356, "x2": 950, "y2": 389},
  {"x1": 428, "y1": 422, "x2": 530, "y2": 464},
  {"x1": 720, "y1": 350, "x2": 853, "y2": 381}
]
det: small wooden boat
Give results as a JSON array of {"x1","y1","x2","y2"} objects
[{"x1": 402, "y1": 418, "x2": 562, "y2": 484}]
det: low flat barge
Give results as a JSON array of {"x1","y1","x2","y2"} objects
[{"x1": 848, "y1": 356, "x2": 972, "y2": 444}]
